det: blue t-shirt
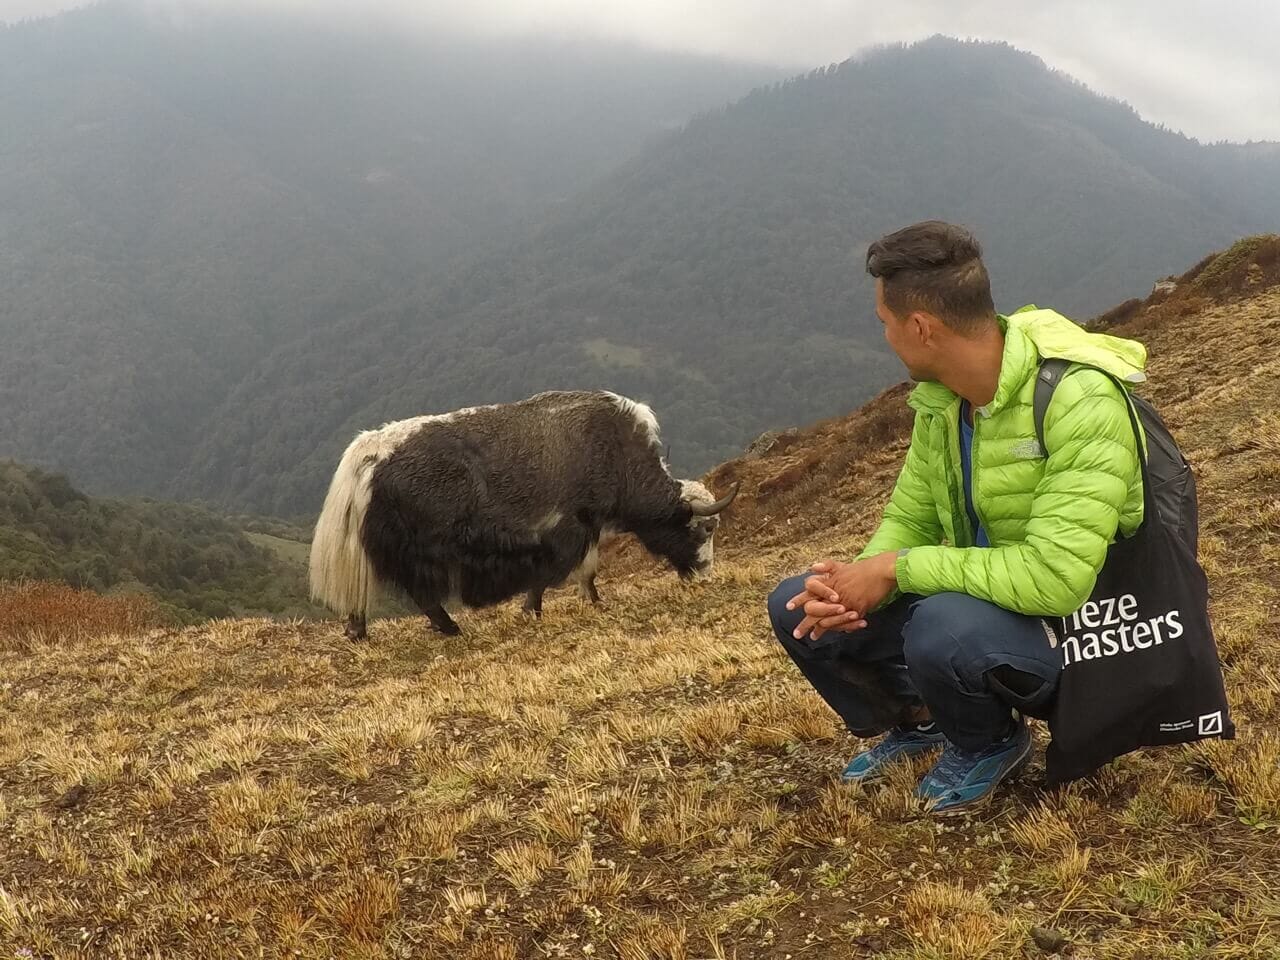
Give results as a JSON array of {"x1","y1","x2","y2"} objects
[{"x1": 959, "y1": 400, "x2": 990, "y2": 547}]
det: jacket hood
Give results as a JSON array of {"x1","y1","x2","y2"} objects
[
  {"x1": 1007, "y1": 305, "x2": 1147, "y2": 383},
  {"x1": 908, "y1": 305, "x2": 1147, "y2": 416}
]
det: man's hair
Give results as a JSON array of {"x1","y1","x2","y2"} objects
[{"x1": 865, "y1": 221, "x2": 996, "y2": 335}]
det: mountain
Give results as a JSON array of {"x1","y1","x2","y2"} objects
[
  {"x1": 0, "y1": 459, "x2": 314, "y2": 621},
  {"x1": 5, "y1": 19, "x2": 1280, "y2": 517},
  {"x1": 0, "y1": 2, "x2": 780, "y2": 498},
  {"x1": 4, "y1": 240, "x2": 1278, "y2": 957},
  {"x1": 185, "y1": 36, "x2": 1280, "y2": 514}
]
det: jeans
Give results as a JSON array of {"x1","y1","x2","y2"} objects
[{"x1": 767, "y1": 576, "x2": 1062, "y2": 751}]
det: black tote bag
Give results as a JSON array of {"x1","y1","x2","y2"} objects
[{"x1": 1044, "y1": 386, "x2": 1234, "y2": 785}]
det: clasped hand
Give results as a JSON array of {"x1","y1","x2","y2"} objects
[{"x1": 785, "y1": 552, "x2": 899, "y2": 642}]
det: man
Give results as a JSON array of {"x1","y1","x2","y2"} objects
[{"x1": 767, "y1": 220, "x2": 1146, "y2": 814}]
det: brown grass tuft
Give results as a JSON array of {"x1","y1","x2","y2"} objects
[
  {"x1": 902, "y1": 881, "x2": 1011, "y2": 959},
  {"x1": 679, "y1": 700, "x2": 743, "y2": 756},
  {"x1": 741, "y1": 689, "x2": 838, "y2": 746},
  {"x1": 492, "y1": 839, "x2": 556, "y2": 893},
  {"x1": 0, "y1": 579, "x2": 162, "y2": 649},
  {"x1": 313, "y1": 870, "x2": 400, "y2": 943},
  {"x1": 1050, "y1": 842, "x2": 1093, "y2": 890},
  {"x1": 1009, "y1": 801, "x2": 1079, "y2": 854},
  {"x1": 531, "y1": 782, "x2": 592, "y2": 842},
  {"x1": 616, "y1": 918, "x2": 690, "y2": 960},
  {"x1": 1199, "y1": 734, "x2": 1280, "y2": 820}
]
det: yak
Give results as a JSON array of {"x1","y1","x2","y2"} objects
[{"x1": 308, "y1": 390, "x2": 738, "y2": 639}]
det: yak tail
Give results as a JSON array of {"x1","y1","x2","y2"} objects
[{"x1": 309, "y1": 433, "x2": 381, "y2": 619}]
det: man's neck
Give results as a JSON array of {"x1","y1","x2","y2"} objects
[{"x1": 938, "y1": 326, "x2": 1005, "y2": 410}]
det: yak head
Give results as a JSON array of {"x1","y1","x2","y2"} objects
[{"x1": 634, "y1": 480, "x2": 739, "y2": 580}]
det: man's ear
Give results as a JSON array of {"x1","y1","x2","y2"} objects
[{"x1": 909, "y1": 310, "x2": 934, "y2": 346}]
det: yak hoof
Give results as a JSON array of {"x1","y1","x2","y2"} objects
[{"x1": 434, "y1": 620, "x2": 462, "y2": 637}]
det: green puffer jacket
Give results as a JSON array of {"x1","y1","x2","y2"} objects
[{"x1": 857, "y1": 306, "x2": 1147, "y2": 617}]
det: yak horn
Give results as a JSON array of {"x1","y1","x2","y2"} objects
[{"x1": 688, "y1": 481, "x2": 740, "y2": 517}]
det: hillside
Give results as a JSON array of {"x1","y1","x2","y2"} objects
[
  {"x1": 1, "y1": 239, "x2": 1277, "y2": 957},
  {"x1": 177, "y1": 37, "x2": 1280, "y2": 515},
  {"x1": 0, "y1": 2, "x2": 779, "y2": 501},
  {"x1": 0, "y1": 461, "x2": 314, "y2": 621},
  {"x1": 6, "y1": 20, "x2": 1280, "y2": 519}
]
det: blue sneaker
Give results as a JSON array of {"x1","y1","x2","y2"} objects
[
  {"x1": 916, "y1": 721, "x2": 1032, "y2": 815},
  {"x1": 841, "y1": 724, "x2": 948, "y2": 784}
]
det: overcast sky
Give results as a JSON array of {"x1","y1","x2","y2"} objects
[{"x1": 5, "y1": 0, "x2": 1278, "y2": 143}]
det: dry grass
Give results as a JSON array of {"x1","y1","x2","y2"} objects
[
  {"x1": 1, "y1": 257, "x2": 1279, "y2": 957},
  {"x1": 901, "y1": 882, "x2": 1012, "y2": 958},
  {"x1": 0, "y1": 579, "x2": 162, "y2": 650}
]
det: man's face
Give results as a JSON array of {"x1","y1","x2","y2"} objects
[{"x1": 875, "y1": 279, "x2": 934, "y2": 382}]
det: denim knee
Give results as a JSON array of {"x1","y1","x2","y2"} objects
[
  {"x1": 901, "y1": 593, "x2": 966, "y2": 679},
  {"x1": 767, "y1": 575, "x2": 808, "y2": 641},
  {"x1": 902, "y1": 591, "x2": 1060, "y2": 720}
]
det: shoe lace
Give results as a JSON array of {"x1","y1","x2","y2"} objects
[
  {"x1": 867, "y1": 736, "x2": 902, "y2": 761},
  {"x1": 930, "y1": 743, "x2": 987, "y2": 787}
]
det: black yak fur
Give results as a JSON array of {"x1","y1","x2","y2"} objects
[{"x1": 308, "y1": 390, "x2": 733, "y2": 639}]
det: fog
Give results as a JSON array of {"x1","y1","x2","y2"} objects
[{"x1": 4, "y1": 0, "x2": 1278, "y2": 143}]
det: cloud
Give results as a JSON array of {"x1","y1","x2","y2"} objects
[{"x1": 4, "y1": 0, "x2": 1278, "y2": 142}]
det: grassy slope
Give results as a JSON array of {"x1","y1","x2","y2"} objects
[
  {"x1": 1, "y1": 241, "x2": 1279, "y2": 957},
  {"x1": 0, "y1": 463, "x2": 318, "y2": 623},
  {"x1": 245, "y1": 531, "x2": 311, "y2": 569}
]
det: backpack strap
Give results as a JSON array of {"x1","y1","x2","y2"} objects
[
  {"x1": 1033, "y1": 357, "x2": 1073, "y2": 455},
  {"x1": 1031, "y1": 358, "x2": 1166, "y2": 537}
]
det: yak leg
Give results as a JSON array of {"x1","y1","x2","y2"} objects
[
  {"x1": 344, "y1": 613, "x2": 368, "y2": 642},
  {"x1": 524, "y1": 523, "x2": 594, "y2": 619},
  {"x1": 403, "y1": 575, "x2": 462, "y2": 636},
  {"x1": 574, "y1": 539, "x2": 602, "y2": 605},
  {"x1": 422, "y1": 602, "x2": 461, "y2": 636},
  {"x1": 408, "y1": 587, "x2": 461, "y2": 636}
]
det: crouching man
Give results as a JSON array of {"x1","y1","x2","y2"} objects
[{"x1": 768, "y1": 220, "x2": 1145, "y2": 814}]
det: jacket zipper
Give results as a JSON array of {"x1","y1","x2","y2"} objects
[
  {"x1": 944, "y1": 407, "x2": 976, "y2": 547},
  {"x1": 969, "y1": 407, "x2": 991, "y2": 544}
]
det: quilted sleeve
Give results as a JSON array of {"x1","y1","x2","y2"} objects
[
  {"x1": 895, "y1": 370, "x2": 1141, "y2": 616},
  {"x1": 856, "y1": 413, "x2": 944, "y2": 560}
]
